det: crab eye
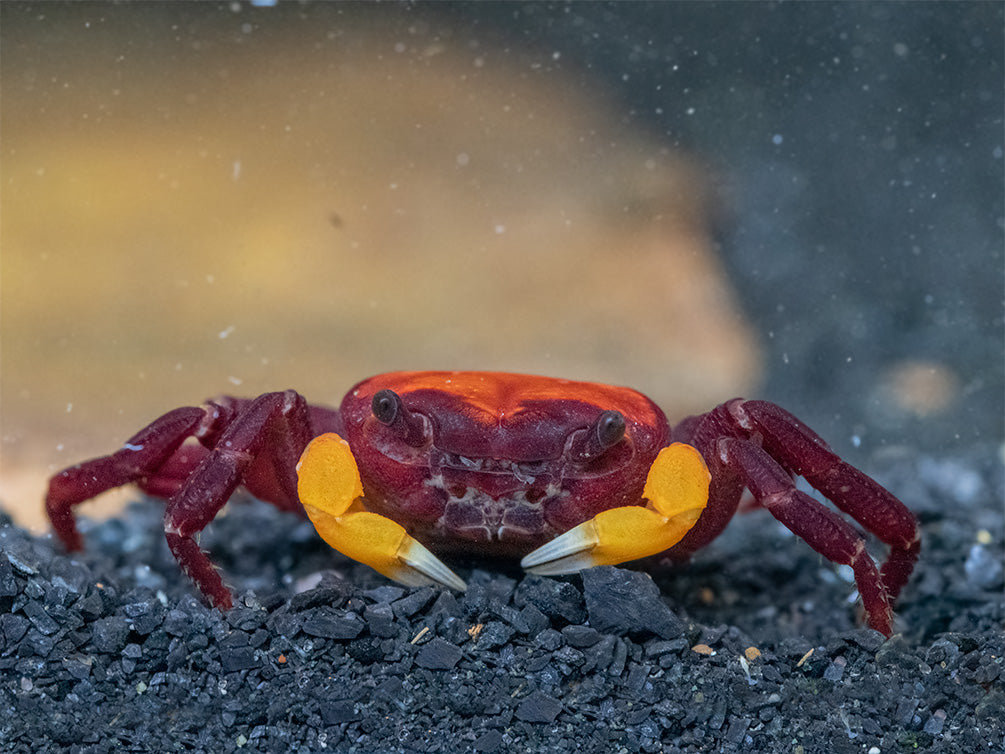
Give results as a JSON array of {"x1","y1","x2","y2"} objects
[
  {"x1": 571, "y1": 409, "x2": 627, "y2": 462},
  {"x1": 595, "y1": 410, "x2": 626, "y2": 449},
  {"x1": 371, "y1": 389, "x2": 427, "y2": 448},
  {"x1": 372, "y1": 389, "x2": 400, "y2": 425}
]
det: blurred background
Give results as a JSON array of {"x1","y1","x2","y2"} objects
[{"x1": 2, "y1": 2, "x2": 1001, "y2": 531}]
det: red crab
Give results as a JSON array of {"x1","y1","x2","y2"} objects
[{"x1": 46, "y1": 371, "x2": 920, "y2": 636}]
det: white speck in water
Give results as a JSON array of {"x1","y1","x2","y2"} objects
[
  {"x1": 66, "y1": 403, "x2": 73, "y2": 413},
  {"x1": 228, "y1": 376, "x2": 243, "y2": 386},
  {"x1": 772, "y1": 134, "x2": 784, "y2": 145},
  {"x1": 219, "y1": 325, "x2": 235, "y2": 339},
  {"x1": 456, "y1": 152, "x2": 470, "y2": 167},
  {"x1": 231, "y1": 160, "x2": 241, "y2": 180},
  {"x1": 123, "y1": 443, "x2": 144, "y2": 452},
  {"x1": 836, "y1": 564, "x2": 855, "y2": 583},
  {"x1": 56, "y1": 443, "x2": 64, "y2": 451},
  {"x1": 494, "y1": 224, "x2": 506, "y2": 234},
  {"x1": 851, "y1": 434, "x2": 861, "y2": 448}
]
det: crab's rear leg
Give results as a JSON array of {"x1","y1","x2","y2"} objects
[
  {"x1": 46, "y1": 406, "x2": 212, "y2": 551},
  {"x1": 521, "y1": 443, "x2": 710, "y2": 575},
  {"x1": 162, "y1": 391, "x2": 316, "y2": 608},
  {"x1": 296, "y1": 433, "x2": 466, "y2": 591},
  {"x1": 720, "y1": 436, "x2": 903, "y2": 635},
  {"x1": 732, "y1": 400, "x2": 921, "y2": 605}
]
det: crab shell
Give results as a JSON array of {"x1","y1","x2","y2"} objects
[{"x1": 337, "y1": 371, "x2": 670, "y2": 556}]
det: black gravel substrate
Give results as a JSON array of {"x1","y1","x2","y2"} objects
[{"x1": 2, "y1": 443, "x2": 1002, "y2": 753}]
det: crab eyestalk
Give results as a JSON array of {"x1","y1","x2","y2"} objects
[
  {"x1": 569, "y1": 409, "x2": 627, "y2": 462},
  {"x1": 371, "y1": 389, "x2": 428, "y2": 447}
]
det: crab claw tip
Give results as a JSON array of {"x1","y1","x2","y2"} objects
[
  {"x1": 520, "y1": 522, "x2": 600, "y2": 575},
  {"x1": 397, "y1": 539, "x2": 468, "y2": 591}
]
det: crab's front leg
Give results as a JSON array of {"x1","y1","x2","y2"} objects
[
  {"x1": 296, "y1": 434, "x2": 466, "y2": 590},
  {"x1": 521, "y1": 443, "x2": 710, "y2": 574}
]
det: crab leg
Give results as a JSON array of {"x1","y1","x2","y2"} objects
[
  {"x1": 521, "y1": 442, "x2": 710, "y2": 575},
  {"x1": 296, "y1": 433, "x2": 467, "y2": 591}
]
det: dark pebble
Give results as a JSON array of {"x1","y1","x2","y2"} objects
[
  {"x1": 582, "y1": 567, "x2": 684, "y2": 639},
  {"x1": 515, "y1": 690, "x2": 562, "y2": 723},
  {"x1": 22, "y1": 600, "x2": 60, "y2": 636},
  {"x1": 415, "y1": 636, "x2": 463, "y2": 670},
  {"x1": 562, "y1": 624, "x2": 602, "y2": 648},
  {"x1": 473, "y1": 729, "x2": 504, "y2": 752},
  {"x1": 515, "y1": 576, "x2": 586, "y2": 624},
  {"x1": 0, "y1": 556, "x2": 19, "y2": 597},
  {"x1": 301, "y1": 607, "x2": 365, "y2": 640},
  {"x1": 90, "y1": 615, "x2": 131, "y2": 654},
  {"x1": 319, "y1": 699, "x2": 359, "y2": 725},
  {"x1": 220, "y1": 645, "x2": 260, "y2": 672}
]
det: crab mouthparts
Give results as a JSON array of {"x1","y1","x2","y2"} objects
[
  {"x1": 429, "y1": 455, "x2": 562, "y2": 548},
  {"x1": 438, "y1": 451, "x2": 549, "y2": 482}
]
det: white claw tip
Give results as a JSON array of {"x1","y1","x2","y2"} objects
[{"x1": 399, "y1": 540, "x2": 467, "y2": 591}]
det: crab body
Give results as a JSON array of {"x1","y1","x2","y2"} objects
[
  {"x1": 46, "y1": 370, "x2": 920, "y2": 636},
  {"x1": 340, "y1": 372, "x2": 668, "y2": 556}
]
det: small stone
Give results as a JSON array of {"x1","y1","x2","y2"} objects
[
  {"x1": 319, "y1": 699, "x2": 359, "y2": 725},
  {"x1": 390, "y1": 587, "x2": 436, "y2": 618},
  {"x1": 0, "y1": 613, "x2": 30, "y2": 645},
  {"x1": 301, "y1": 607, "x2": 364, "y2": 640},
  {"x1": 472, "y1": 729, "x2": 504, "y2": 752},
  {"x1": 220, "y1": 646, "x2": 260, "y2": 673},
  {"x1": 363, "y1": 585, "x2": 405, "y2": 603},
  {"x1": 347, "y1": 636, "x2": 384, "y2": 665},
  {"x1": 23, "y1": 601, "x2": 60, "y2": 636},
  {"x1": 515, "y1": 690, "x2": 562, "y2": 723},
  {"x1": 0, "y1": 557, "x2": 18, "y2": 597},
  {"x1": 415, "y1": 637, "x2": 463, "y2": 670},
  {"x1": 823, "y1": 656, "x2": 847, "y2": 682},
  {"x1": 364, "y1": 602, "x2": 397, "y2": 638},
  {"x1": 475, "y1": 621, "x2": 515, "y2": 650},
  {"x1": 583, "y1": 567, "x2": 684, "y2": 639},
  {"x1": 562, "y1": 625, "x2": 602, "y2": 648},
  {"x1": 515, "y1": 576, "x2": 586, "y2": 624},
  {"x1": 91, "y1": 615, "x2": 131, "y2": 653}
]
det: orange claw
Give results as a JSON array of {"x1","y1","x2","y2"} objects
[
  {"x1": 296, "y1": 433, "x2": 466, "y2": 590},
  {"x1": 521, "y1": 442, "x2": 710, "y2": 574}
]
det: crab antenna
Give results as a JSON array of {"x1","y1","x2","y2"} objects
[
  {"x1": 371, "y1": 389, "x2": 428, "y2": 447},
  {"x1": 569, "y1": 410, "x2": 626, "y2": 462}
]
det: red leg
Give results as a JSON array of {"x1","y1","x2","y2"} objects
[
  {"x1": 46, "y1": 406, "x2": 212, "y2": 551},
  {"x1": 731, "y1": 400, "x2": 921, "y2": 603},
  {"x1": 47, "y1": 390, "x2": 328, "y2": 608},
  {"x1": 162, "y1": 390, "x2": 315, "y2": 608},
  {"x1": 719, "y1": 437, "x2": 898, "y2": 635}
]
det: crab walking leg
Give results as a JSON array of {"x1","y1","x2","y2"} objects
[
  {"x1": 522, "y1": 443, "x2": 710, "y2": 575},
  {"x1": 296, "y1": 433, "x2": 467, "y2": 590}
]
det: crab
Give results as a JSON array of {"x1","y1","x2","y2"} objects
[{"x1": 46, "y1": 370, "x2": 920, "y2": 635}]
